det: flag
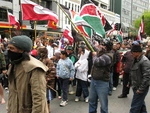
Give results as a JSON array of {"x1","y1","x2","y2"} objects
[
  {"x1": 63, "y1": 27, "x2": 74, "y2": 44},
  {"x1": 117, "y1": 29, "x2": 123, "y2": 43},
  {"x1": 137, "y1": 16, "x2": 144, "y2": 40},
  {"x1": 106, "y1": 22, "x2": 115, "y2": 36},
  {"x1": 71, "y1": 11, "x2": 93, "y2": 38},
  {"x1": 59, "y1": 3, "x2": 93, "y2": 38},
  {"x1": 80, "y1": 1, "x2": 112, "y2": 32},
  {"x1": 8, "y1": 12, "x2": 20, "y2": 30},
  {"x1": 21, "y1": 0, "x2": 58, "y2": 23},
  {"x1": 47, "y1": 21, "x2": 57, "y2": 30},
  {"x1": 104, "y1": 19, "x2": 112, "y2": 32},
  {"x1": 79, "y1": 3, "x2": 106, "y2": 38}
]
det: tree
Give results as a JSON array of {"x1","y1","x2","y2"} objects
[{"x1": 134, "y1": 11, "x2": 150, "y2": 36}]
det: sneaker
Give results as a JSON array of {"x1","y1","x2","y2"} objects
[
  {"x1": 60, "y1": 101, "x2": 68, "y2": 107},
  {"x1": 58, "y1": 96, "x2": 62, "y2": 99},
  {"x1": 75, "y1": 97, "x2": 80, "y2": 102},
  {"x1": 113, "y1": 87, "x2": 117, "y2": 91},
  {"x1": 85, "y1": 97, "x2": 89, "y2": 103},
  {"x1": 69, "y1": 91, "x2": 75, "y2": 95}
]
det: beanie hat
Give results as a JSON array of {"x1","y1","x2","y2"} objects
[
  {"x1": 66, "y1": 45, "x2": 73, "y2": 50},
  {"x1": 9, "y1": 35, "x2": 33, "y2": 52},
  {"x1": 131, "y1": 45, "x2": 142, "y2": 52}
]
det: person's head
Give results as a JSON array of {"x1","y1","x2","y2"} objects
[
  {"x1": 66, "y1": 45, "x2": 73, "y2": 54},
  {"x1": 103, "y1": 40, "x2": 113, "y2": 51},
  {"x1": 116, "y1": 42, "x2": 121, "y2": 50},
  {"x1": 8, "y1": 35, "x2": 33, "y2": 63},
  {"x1": 48, "y1": 39, "x2": 54, "y2": 46},
  {"x1": 60, "y1": 51, "x2": 68, "y2": 59},
  {"x1": 37, "y1": 46, "x2": 48, "y2": 59},
  {"x1": 78, "y1": 45, "x2": 85, "y2": 54},
  {"x1": 131, "y1": 45, "x2": 142, "y2": 58}
]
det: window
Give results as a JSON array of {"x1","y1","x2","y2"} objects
[
  {"x1": 0, "y1": 8, "x2": 8, "y2": 22},
  {"x1": 65, "y1": 1, "x2": 67, "y2": 7},
  {"x1": 68, "y1": 3, "x2": 71, "y2": 9},
  {"x1": 72, "y1": 4, "x2": 74, "y2": 10},
  {"x1": 75, "y1": 5, "x2": 77, "y2": 12}
]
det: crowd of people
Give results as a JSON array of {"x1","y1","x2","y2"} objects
[{"x1": 0, "y1": 35, "x2": 150, "y2": 113}]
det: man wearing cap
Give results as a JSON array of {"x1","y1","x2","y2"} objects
[
  {"x1": 129, "y1": 45, "x2": 150, "y2": 113},
  {"x1": 7, "y1": 35, "x2": 49, "y2": 113}
]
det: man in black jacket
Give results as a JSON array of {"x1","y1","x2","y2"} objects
[
  {"x1": 89, "y1": 40, "x2": 113, "y2": 113},
  {"x1": 129, "y1": 45, "x2": 150, "y2": 113}
]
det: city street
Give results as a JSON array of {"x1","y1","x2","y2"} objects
[{"x1": 1, "y1": 84, "x2": 150, "y2": 113}]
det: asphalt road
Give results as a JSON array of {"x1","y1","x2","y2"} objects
[{"x1": 1, "y1": 84, "x2": 150, "y2": 113}]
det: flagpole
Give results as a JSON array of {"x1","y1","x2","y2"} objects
[
  {"x1": 9, "y1": 28, "x2": 12, "y2": 38},
  {"x1": 53, "y1": 0, "x2": 94, "y2": 52},
  {"x1": 34, "y1": 21, "x2": 37, "y2": 40}
]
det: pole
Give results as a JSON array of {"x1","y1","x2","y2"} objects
[
  {"x1": 9, "y1": 28, "x2": 12, "y2": 38},
  {"x1": 53, "y1": 0, "x2": 94, "y2": 52},
  {"x1": 34, "y1": 21, "x2": 37, "y2": 40}
]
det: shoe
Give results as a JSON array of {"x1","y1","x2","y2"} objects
[
  {"x1": 60, "y1": 101, "x2": 68, "y2": 107},
  {"x1": 69, "y1": 91, "x2": 75, "y2": 95},
  {"x1": 85, "y1": 97, "x2": 89, "y2": 103},
  {"x1": 118, "y1": 94, "x2": 127, "y2": 98},
  {"x1": 75, "y1": 97, "x2": 80, "y2": 102},
  {"x1": 58, "y1": 96, "x2": 62, "y2": 99},
  {"x1": 113, "y1": 87, "x2": 117, "y2": 91},
  {"x1": 108, "y1": 93, "x2": 112, "y2": 96}
]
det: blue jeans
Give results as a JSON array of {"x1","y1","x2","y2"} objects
[
  {"x1": 89, "y1": 78, "x2": 109, "y2": 113},
  {"x1": 59, "y1": 78, "x2": 70, "y2": 101},
  {"x1": 109, "y1": 73, "x2": 113, "y2": 94},
  {"x1": 130, "y1": 87, "x2": 149, "y2": 113},
  {"x1": 76, "y1": 79, "x2": 89, "y2": 98}
]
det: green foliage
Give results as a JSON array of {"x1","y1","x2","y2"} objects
[{"x1": 134, "y1": 10, "x2": 150, "y2": 36}]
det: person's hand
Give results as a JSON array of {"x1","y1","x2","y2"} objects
[
  {"x1": 56, "y1": 75, "x2": 59, "y2": 79},
  {"x1": 92, "y1": 52, "x2": 97, "y2": 56},
  {"x1": 70, "y1": 78, "x2": 73, "y2": 81},
  {"x1": 136, "y1": 89, "x2": 143, "y2": 94}
]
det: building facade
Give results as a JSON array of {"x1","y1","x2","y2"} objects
[
  {"x1": 110, "y1": 0, "x2": 149, "y2": 28},
  {"x1": 0, "y1": 0, "x2": 121, "y2": 38}
]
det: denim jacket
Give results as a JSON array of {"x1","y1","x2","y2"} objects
[
  {"x1": 56, "y1": 57, "x2": 75, "y2": 79},
  {"x1": 130, "y1": 55, "x2": 150, "y2": 91}
]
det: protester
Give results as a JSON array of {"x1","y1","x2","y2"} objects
[
  {"x1": 89, "y1": 40, "x2": 113, "y2": 113},
  {"x1": 37, "y1": 46, "x2": 56, "y2": 113},
  {"x1": 112, "y1": 42, "x2": 121, "y2": 91},
  {"x1": 66, "y1": 45, "x2": 78, "y2": 95},
  {"x1": 118, "y1": 51, "x2": 134, "y2": 98},
  {"x1": 129, "y1": 44, "x2": 150, "y2": 113},
  {"x1": 74, "y1": 45, "x2": 89, "y2": 103},
  {"x1": 56, "y1": 51, "x2": 75, "y2": 107},
  {"x1": 7, "y1": 35, "x2": 49, "y2": 113}
]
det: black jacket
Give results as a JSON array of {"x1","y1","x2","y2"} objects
[{"x1": 130, "y1": 55, "x2": 150, "y2": 91}]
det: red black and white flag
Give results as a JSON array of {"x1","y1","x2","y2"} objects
[
  {"x1": 21, "y1": 0, "x2": 58, "y2": 23},
  {"x1": 137, "y1": 16, "x2": 144, "y2": 40},
  {"x1": 62, "y1": 27, "x2": 74, "y2": 45},
  {"x1": 8, "y1": 12, "x2": 20, "y2": 30}
]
